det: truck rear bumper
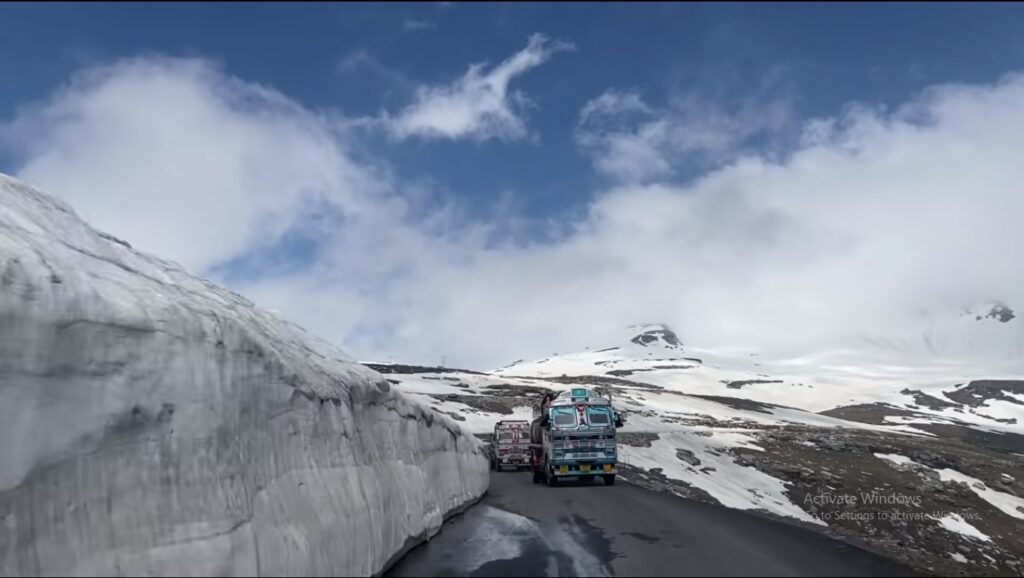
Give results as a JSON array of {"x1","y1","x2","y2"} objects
[{"x1": 550, "y1": 462, "x2": 616, "y2": 476}]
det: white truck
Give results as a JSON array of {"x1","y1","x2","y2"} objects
[{"x1": 491, "y1": 420, "x2": 530, "y2": 471}]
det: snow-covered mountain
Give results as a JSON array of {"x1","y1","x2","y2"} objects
[
  {"x1": 497, "y1": 324, "x2": 691, "y2": 377},
  {"x1": 0, "y1": 173, "x2": 488, "y2": 576},
  {"x1": 381, "y1": 323, "x2": 1024, "y2": 576},
  {"x1": 494, "y1": 322, "x2": 1024, "y2": 435},
  {"x1": 860, "y1": 300, "x2": 1024, "y2": 362}
]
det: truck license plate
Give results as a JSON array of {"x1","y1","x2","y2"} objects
[{"x1": 580, "y1": 465, "x2": 591, "y2": 473}]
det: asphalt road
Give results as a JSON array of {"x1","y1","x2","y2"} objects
[{"x1": 387, "y1": 472, "x2": 917, "y2": 577}]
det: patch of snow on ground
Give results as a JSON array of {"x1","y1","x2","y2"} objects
[
  {"x1": 876, "y1": 451, "x2": 1024, "y2": 521},
  {"x1": 426, "y1": 399, "x2": 534, "y2": 434},
  {"x1": 933, "y1": 513, "x2": 991, "y2": 542},
  {"x1": 384, "y1": 375, "x2": 480, "y2": 396},
  {"x1": 619, "y1": 430, "x2": 823, "y2": 525},
  {"x1": 972, "y1": 399, "x2": 1024, "y2": 424},
  {"x1": 935, "y1": 468, "x2": 1024, "y2": 521},
  {"x1": 623, "y1": 388, "x2": 917, "y2": 433},
  {"x1": 874, "y1": 453, "x2": 916, "y2": 467}
]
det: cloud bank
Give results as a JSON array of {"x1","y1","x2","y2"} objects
[
  {"x1": 4, "y1": 51, "x2": 1024, "y2": 369},
  {"x1": 3, "y1": 57, "x2": 381, "y2": 273}
]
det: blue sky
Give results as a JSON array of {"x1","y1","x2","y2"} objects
[
  {"x1": 3, "y1": 3, "x2": 1024, "y2": 366},
  {"x1": 5, "y1": 3, "x2": 1024, "y2": 217}
]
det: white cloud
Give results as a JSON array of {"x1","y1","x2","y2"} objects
[
  {"x1": 337, "y1": 49, "x2": 415, "y2": 93},
  {"x1": 252, "y1": 71, "x2": 1024, "y2": 367},
  {"x1": 338, "y1": 50, "x2": 373, "y2": 73},
  {"x1": 5, "y1": 57, "x2": 1024, "y2": 371},
  {"x1": 402, "y1": 18, "x2": 436, "y2": 31},
  {"x1": 368, "y1": 71, "x2": 1024, "y2": 366},
  {"x1": 575, "y1": 89, "x2": 671, "y2": 182},
  {"x1": 576, "y1": 75, "x2": 796, "y2": 182},
  {"x1": 2, "y1": 57, "x2": 381, "y2": 273},
  {"x1": 381, "y1": 33, "x2": 573, "y2": 142}
]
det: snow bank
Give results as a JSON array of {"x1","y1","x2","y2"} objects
[{"x1": 0, "y1": 174, "x2": 489, "y2": 576}]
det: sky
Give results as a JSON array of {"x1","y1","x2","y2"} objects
[{"x1": 2, "y1": 2, "x2": 1024, "y2": 368}]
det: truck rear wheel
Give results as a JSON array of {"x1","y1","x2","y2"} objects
[{"x1": 603, "y1": 474, "x2": 616, "y2": 486}]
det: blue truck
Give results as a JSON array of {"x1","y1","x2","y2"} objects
[{"x1": 530, "y1": 388, "x2": 624, "y2": 486}]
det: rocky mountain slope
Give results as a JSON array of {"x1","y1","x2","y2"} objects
[
  {"x1": 380, "y1": 324, "x2": 1024, "y2": 577},
  {"x1": 0, "y1": 173, "x2": 489, "y2": 576}
]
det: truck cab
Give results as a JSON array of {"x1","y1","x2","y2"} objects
[{"x1": 531, "y1": 388, "x2": 623, "y2": 486}]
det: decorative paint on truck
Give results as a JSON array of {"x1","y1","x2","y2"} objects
[
  {"x1": 491, "y1": 419, "x2": 531, "y2": 471},
  {"x1": 530, "y1": 388, "x2": 624, "y2": 486}
]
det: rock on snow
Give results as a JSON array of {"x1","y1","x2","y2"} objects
[{"x1": 0, "y1": 173, "x2": 489, "y2": 576}]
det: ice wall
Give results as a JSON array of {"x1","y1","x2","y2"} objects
[{"x1": 0, "y1": 174, "x2": 488, "y2": 576}]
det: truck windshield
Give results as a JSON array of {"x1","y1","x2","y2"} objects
[
  {"x1": 551, "y1": 408, "x2": 577, "y2": 428},
  {"x1": 587, "y1": 407, "x2": 611, "y2": 426},
  {"x1": 497, "y1": 431, "x2": 516, "y2": 441}
]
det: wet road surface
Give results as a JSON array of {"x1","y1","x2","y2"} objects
[{"x1": 387, "y1": 472, "x2": 917, "y2": 577}]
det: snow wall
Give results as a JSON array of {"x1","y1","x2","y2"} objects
[{"x1": 0, "y1": 173, "x2": 489, "y2": 576}]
